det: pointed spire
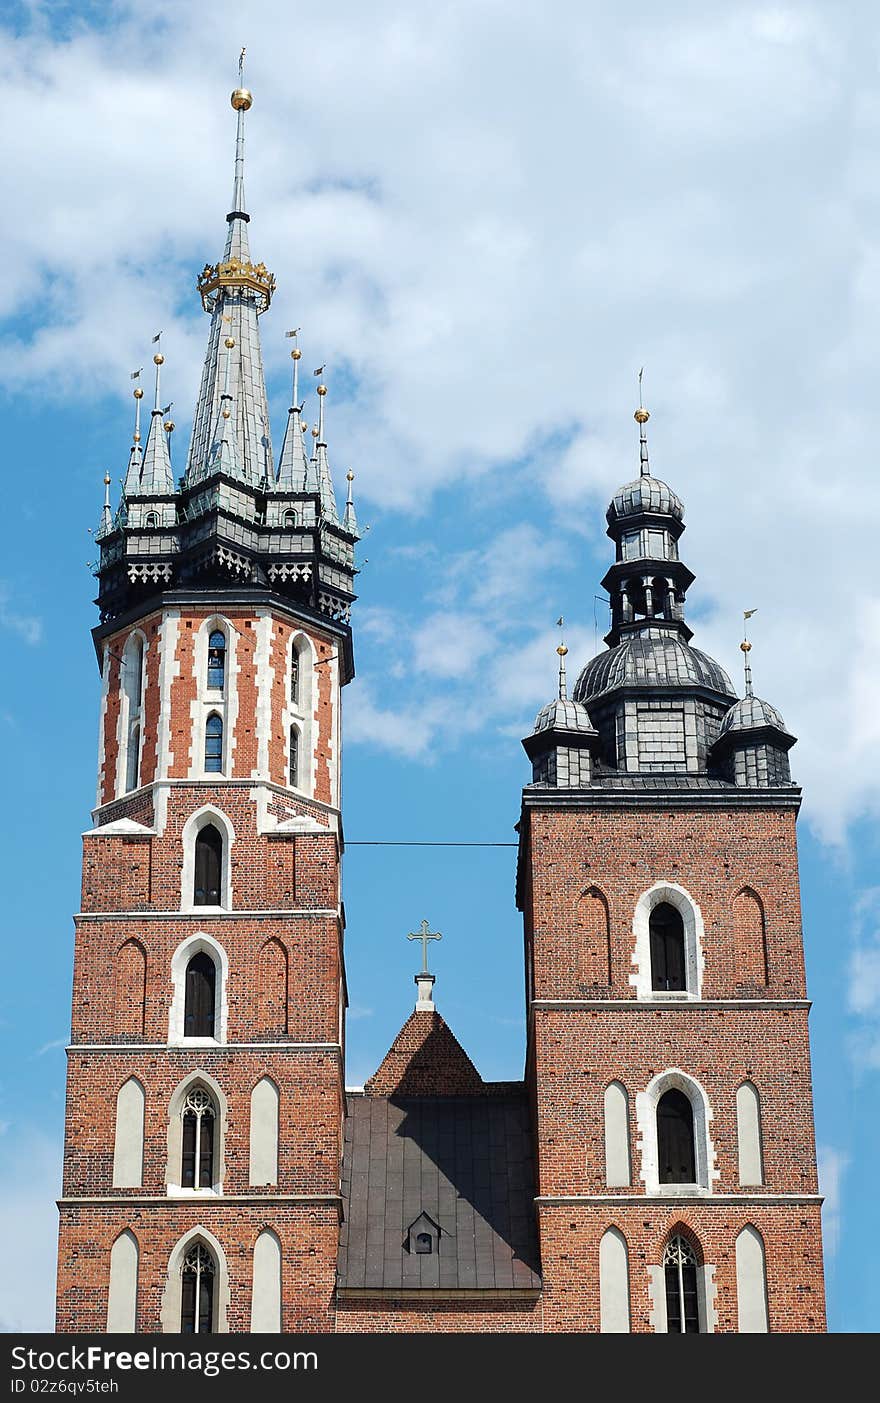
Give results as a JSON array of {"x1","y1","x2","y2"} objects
[
  {"x1": 741, "y1": 608, "x2": 758, "y2": 698},
  {"x1": 314, "y1": 382, "x2": 340, "y2": 524},
  {"x1": 343, "y1": 470, "x2": 359, "y2": 536},
  {"x1": 556, "y1": 616, "x2": 568, "y2": 699},
  {"x1": 635, "y1": 367, "x2": 650, "y2": 477},
  {"x1": 140, "y1": 344, "x2": 175, "y2": 495},
  {"x1": 206, "y1": 330, "x2": 242, "y2": 477},
  {"x1": 99, "y1": 472, "x2": 113, "y2": 536},
  {"x1": 186, "y1": 65, "x2": 274, "y2": 489},
  {"x1": 123, "y1": 377, "x2": 144, "y2": 495},
  {"x1": 277, "y1": 335, "x2": 312, "y2": 490}
]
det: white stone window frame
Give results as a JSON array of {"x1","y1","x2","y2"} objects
[
  {"x1": 285, "y1": 630, "x2": 315, "y2": 798},
  {"x1": 636, "y1": 1067, "x2": 719, "y2": 1197},
  {"x1": 107, "y1": 1228, "x2": 139, "y2": 1333},
  {"x1": 180, "y1": 806, "x2": 236, "y2": 913},
  {"x1": 630, "y1": 880, "x2": 705, "y2": 1001},
  {"x1": 117, "y1": 628, "x2": 148, "y2": 798},
  {"x1": 168, "y1": 932, "x2": 230, "y2": 1046},
  {"x1": 191, "y1": 616, "x2": 238, "y2": 781},
  {"x1": 159, "y1": 1226, "x2": 229, "y2": 1334},
  {"x1": 165, "y1": 1069, "x2": 228, "y2": 1198}
]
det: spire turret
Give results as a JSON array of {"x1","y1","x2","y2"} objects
[
  {"x1": 139, "y1": 346, "x2": 175, "y2": 495},
  {"x1": 314, "y1": 383, "x2": 340, "y2": 524},
  {"x1": 122, "y1": 379, "x2": 144, "y2": 496},
  {"x1": 277, "y1": 338, "x2": 312, "y2": 490},
  {"x1": 186, "y1": 65, "x2": 274, "y2": 488},
  {"x1": 343, "y1": 470, "x2": 359, "y2": 536}
]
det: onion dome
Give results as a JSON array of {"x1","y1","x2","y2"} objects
[
  {"x1": 718, "y1": 693, "x2": 790, "y2": 740},
  {"x1": 574, "y1": 635, "x2": 736, "y2": 705},
  {"x1": 607, "y1": 474, "x2": 684, "y2": 525},
  {"x1": 531, "y1": 695, "x2": 597, "y2": 736}
]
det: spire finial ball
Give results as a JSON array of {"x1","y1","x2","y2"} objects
[
  {"x1": 346, "y1": 470, "x2": 354, "y2": 482},
  {"x1": 231, "y1": 88, "x2": 253, "y2": 111},
  {"x1": 740, "y1": 640, "x2": 752, "y2": 653},
  {"x1": 154, "y1": 353, "x2": 164, "y2": 366},
  {"x1": 317, "y1": 384, "x2": 327, "y2": 396},
  {"x1": 133, "y1": 387, "x2": 144, "y2": 400},
  {"x1": 557, "y1": 644, "x2": 568, "y2": 657},
  {"x1": 133, "y1": 433, "x2": 141, "y2": 443},
  {"x1": 291, "y1": 348, "x2": 302, "y2": 361},
  {"x1": 224, "y1": 337, "x2": 235, "y2": 350},
  {"x1": 103, "y1": 473, "x2": 111, "y2": 485},
  {"x1": 634, "y1": 408, "x2": 650, "y2": 425},
  {"x1": 164, "y1": 420, "x2": 175, "y2": 433}
]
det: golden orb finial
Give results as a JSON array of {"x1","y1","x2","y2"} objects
[
  {"x1": 231, "y1": 87, "x2": 253, "y2": 111},
  {"x1": 103, "y1": 473, "x2": 111, "y2": 485},
  {"x1": 133, "y1": 387, "x2": 144, "y2": 400},
  {"x1": 346, "y1": 470, "x2": 355, "y2": 482},
  {"x1": 740, "y1": 640, "x2": 752, "y2": 653},
  {"x1": 163, "y1": 420, "x2": 175, "y2": 434},
  {"x1": 133, "y1": 433, "x2": 141, "y2": 444},
  {"x1": 634, "y1": 408, "x2": 650, "y2": 425},
  {"x1": 311, "y1": 426, "x2": 318, "y2": 438},
  {"x1": 153, "y1": 352, "x2": 164, "y2": 366},
  {"x1": 317, "y1": 383, "x2": 327, "y2": 396},
  {"x1": 556, "y1": 644, "x2": 568, "y2": 657},
  {"x1": 222, "y1": 408, "x2": 231, "y2": 420},
  {"x1": 225, "y1": 336, "x2": 236, "y2": 350},
  {"x1": 291, "y1": 348, "x2": 302, "y2": 361}
]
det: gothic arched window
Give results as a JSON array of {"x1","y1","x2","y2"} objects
[
  {"x1": 283, "y1": 509, "x2": 298, "y2": 528},
  {"x1": 207, "y1": 630, "x2": 226, "y2": 691},
  {"x1": 180, "y1": 1241, "x2": 215, "y2": 1333},
  {"x1": 204, "y1": 713, "x2": 223, "y2": 774},
  {"x1": 663, "y1": 1235, "x2": 701, "y2": 1333},
  {"x1": 290, "y1": 642, "x2": 300, "y2": 705},
  {"x1": 181, "y1": 1089, "x2": 216, "y2": 1190},
  {"x1": 650, "y1": 902, "x2": 686, "y2": 991},
  {"x1": 184, "y1": 952, "x2": 216, "y2": 1037},
  {"x1": 289, "y1": 726, "x2": 299, "y2": 788},
  {"x1": 194, "y1": 825, "x2": 222, "y2": 906},
  {"x1": 126, "y1": 723, "x2": 140, "y2": 793},
  {"x1": 657, "y1": 1088, "x2": 696, "y2": 1184}
]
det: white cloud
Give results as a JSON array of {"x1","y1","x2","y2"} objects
[
  {"x1": 817, "y1": 1143, "x2": 849, "y2": 1259},
  {"x1": 847, "y1": 888, "x2": 880, "y2": 1069},
  {"x1": 33, "y1": 1038, "x2": 66, "y2": 1059},
  {"x1": 1, "y1": 1, "x2": 879, "y2": 839},
  {"x1": 0, "y1": 585, "x2": 42, "y2": 647}
]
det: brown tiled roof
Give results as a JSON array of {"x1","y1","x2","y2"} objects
[
  {"x1": 364, "y1": 1010, "x2": 484, "y2": 1096},
  {"x1": 337, "y1": 1092, "x2": 542, "y2": 1293}
]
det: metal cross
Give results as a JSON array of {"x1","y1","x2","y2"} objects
[{"x1": 407, "y1": 918, "x2": 442, "y2": 974}]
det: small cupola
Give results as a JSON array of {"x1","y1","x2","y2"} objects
[
  {"x1": 712, "y1": 629, "x2": 796, "y2": 786},
  {"x1": 522, "y1": 625, "x2": 598, "y2": 787},
  {"x1": 404, "y1": 1212, "x2": 442, "y2": 1256}
]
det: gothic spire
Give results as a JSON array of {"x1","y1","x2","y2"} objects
[
  {"x1": 314, "y1": 382, "x2": 340, "y2": 524},
  {"x1": 122, "y1": 378, "x2": 144, "y2": 496},
  {"x1": 343, "y1": 470, "x2": 359, "y2": 536},
  {"x1": 636, "y1": 367, "x2": 650, "y2": 477},
  {"x1": 277, "y1": 337, "x2": 312, "y2": 490},
  {"x1": 185, "y1": 64, "x2": 275, "y2": 489},
  {"x1": 140, "y1": 346, "x2": 175, "y2": 495}
]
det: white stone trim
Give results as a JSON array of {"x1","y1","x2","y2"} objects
[
  {"x1": 69, "y1": 1041, "x2": 342, "y2": 1052},
  {"x1": 112, "y1": 1077, "x2": 145, "y2": 1188},
  {"x1": 96, "y1": 644, "x2": 111, "y2": 808},
  {"x1": 285, "y1": 630, "x2": 316, "y2": 798},
  {"x1": 603, "y1": 1081, "x2": 631, "y2": 1187},
  {"x1": 106, "y1": 1229, "x2": 139, "y2": 1333},
  {"x1": 630, "y1": 880, "x2": 705, "y2": 1000},
  {"x1": 249, "y1": 1077, "x2": 280, "y2": 1187},
  {"x1": 635, "y1": 1068, "x2": 719, "y2": 1196},
  {"x1": 189, "y1": 616, "x2": 239, "y2": 780},
  {"x1": 736, "y1": 1081, "x2": 764, "y2": 1186},
  {"x1": 530, "y1": 998, "x2": 811, "y2": 1010},
  {"x1": 735, "y1": 1224, "x2": 769, "y2": 1332},
  {"x1": 159, "y1": 1226, "x2": 229, "y2": 1334},
  {"x1": 535, "y1": 1193, "x2": 821, "y2": 1204},
  {"x1": 165, "y1": 1069, "x2": 227, "y2": 1196},
  {"x1": 76, "y1": 909, "x2": 339, "y2": 921},
  {"x1": 168, "y1": 932, "x2": 229, "y2": 1046},
  {"x1": 251, "y1": 1228, "x2": 282, "y2": 1333},
  {"x1": 155, "y1": 610, "x2": 180, "y2": 786},
  {"x1": 599, "y1": 1226, "x2": 631, "y2": 1333},
  {"x1": 647, "y1": 1265, "x2": 666, "y2": 1332},
  {"x1": 698, "y1": 1263, "x2": 718, "y2": 1333},
  {"x1": 82, "y1": 818, "x2": 155, "y2": 837},
  {"x1": 180, "y1": 806, "x2": 236, "y2": 913},
  {"x1": 252, "y1": 610, "x2": 274, "y2": 780}
]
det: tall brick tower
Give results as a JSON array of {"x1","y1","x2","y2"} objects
[
  {"x1": 518, "y1": 401, "x2": 826, "y2": 1331},
  {"x1": 56, "y1": 74, "x2": 359, "y2": 1333}
]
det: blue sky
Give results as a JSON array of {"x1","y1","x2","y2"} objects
[{"x1": 0, "y1": 0, "x2": 878, "y2": 1333}]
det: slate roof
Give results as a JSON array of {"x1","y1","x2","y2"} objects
[
  {"x1": 719, "y1": 693, "x2": 791, "y2": 739},
  {"x1": 574, "y1": 634, "x2": 735, "y2": 704},
  {"x1": 607, "y1": 474, "x2": 684, "y2": 523},
  {"x1": 530, "y1": 695, "x2": 597, "y2": 737},
  {"x1": 337, "y1": 1092, "x2": 542, "y2": 1293}
]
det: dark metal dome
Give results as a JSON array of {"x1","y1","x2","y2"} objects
[
  {"x1": 531, "y1": 696, "x2": 597, "y2": 736},
  {"x1": 607, "y1": 475, "x2": 684, "y2": 525},
  {"x1": 719, "y1": 694, "x2": 789, "y2": 739},
  {"x1": 574, "y1": 635, "x2": 736, "y2": 703}
]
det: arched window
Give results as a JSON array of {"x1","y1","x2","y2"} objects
[
  {"x1": 145, "y1": 511, "x2": 158, "y2": 527},
  {"x1": 181, "y1": 1241, "x2": 215, "y2": 1332},
  {"x1": 657, "y1": 1088, "x2": 696, "y2": 1184},
  {"x1": 204, "y1": 713, "x2": 223, "y2": 774},
  {"x1": 415, "y1": 1233, "x2": 433, "y2": 1255},
  {"x1": 184, "y1": 952, "x2": 216, "y2": 1037},
  {"x1": 283, "y1": 509, "x2": 298, "y2": 528},
  {"x1": 604, "y1": 1081, "x2": 631, "y2": 1187},
  {"x1": 289, "y1": 726, "x2": 299, "y2": 788},
  {"x1": 290, "y1": 643, "x2": 300, "y2": 705},
  {"x1": 663, "y1": 1235, "x2": 701, "y2": 1333},
  {"x1": 181, "y1": 1087, "x2": 216, "y2": 1189},
  {"x1": 207, "y1": 630, "x2": 226, "y2": 691},
  {"x1": 126, "y1": 723, "x2": 140, "y2": 792},
  {"x1": 599, "y1": 1226, "x2": 631, "y2": 1333},
  {"x1": 194, "y1": 824, "x2": 222, "y2": 906},
  {"x1": 650, "y1": 902, "x2": 686, "y2": 991},
  {"x1": 107, "y1": 1229, "x2": 139, "y2": 1334}
]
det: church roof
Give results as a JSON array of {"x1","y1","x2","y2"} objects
[
  {"x1": 607, "y1": 473, "x2": 684, "y2": 524},
  {"x1": 364, "y1": 1009, "x2": 485, "y2": 1096},
  {"x1": 574, "y1": 634, "x2": 736, "y2": 703},
  {"x1": 337, "y1": 1092, "x2": 542, "y2": 1294}
]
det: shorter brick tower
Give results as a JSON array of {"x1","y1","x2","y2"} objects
[
  {"x1": 517, "y1": 403, "x2": 826, "y2": 1331},
  {"x1": 56, "y1": 76, "x2": 360, "y2": 1332}
]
